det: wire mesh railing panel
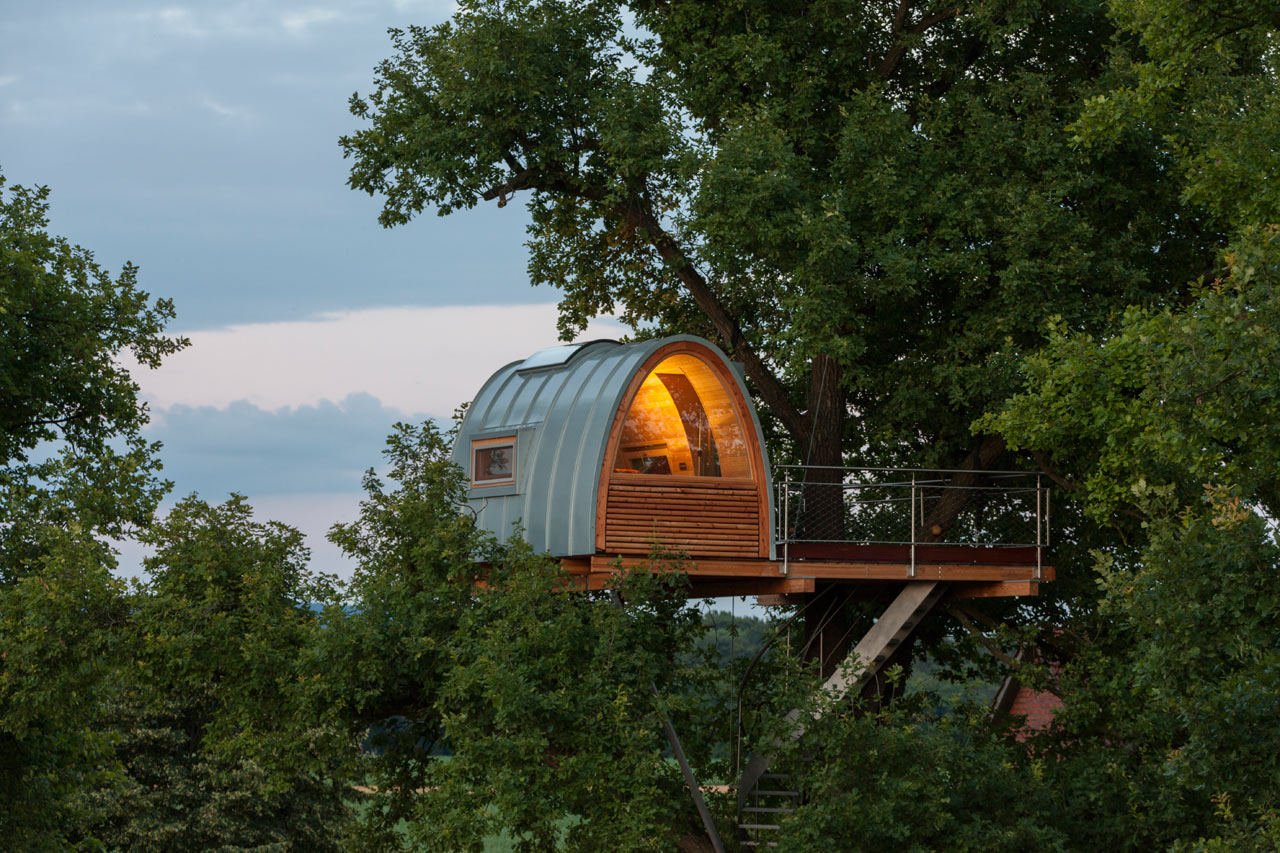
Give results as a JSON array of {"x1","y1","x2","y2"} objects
[{"x1": 775, "y1": 467, "x2": 1049, "y2": 551}]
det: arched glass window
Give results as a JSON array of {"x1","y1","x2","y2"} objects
[{"x1": 612, "y1": 353, "x2": 751, "y2": 478}]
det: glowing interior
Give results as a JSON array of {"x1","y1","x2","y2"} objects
[{"x1": 612, "y1": 353, "x2": 750, "y2": 478}]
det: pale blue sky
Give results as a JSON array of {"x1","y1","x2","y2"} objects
[
  {"x1": 1, "y1": 1, "x2": 625, "y2": 576},
  {"x1": 2, "y1": 0, "x2": 537, "y2": 328}
]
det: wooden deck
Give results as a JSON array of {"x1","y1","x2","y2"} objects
[{"x1": 564, "y1": 542, "x2": 1052, "y2": 600}]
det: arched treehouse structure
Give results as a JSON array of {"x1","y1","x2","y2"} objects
[
  {"x1": 455, "y1": 335, "x2": 1055, "y2": 850},
  {"x1": 454, "y1": 335, "x2": 1051, "y2": 600}
]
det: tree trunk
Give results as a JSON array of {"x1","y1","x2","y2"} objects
[
  {"x1": 918, "y1": 435, "x2": 1008, "y2": 541},
  {"x1": 794, "y1": 354, "x2": 846, "y2": 541}
]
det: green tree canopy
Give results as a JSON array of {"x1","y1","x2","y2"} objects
[
  {"x1": 975, "y1": 3, "x2": 1280, "y2": 844},
  {"x1": 0, "y1": 176, "x2": 185, "y2": 562},
  {"x1": 324, "y1": 423, "x2": 726, "y2": 851},
  {"x1": 342, "y1": 2, "x2": 1280, "y2": 848},
  {"x1": 73, "y1": 495, "x2": 352, "y2": 852},
  {"x1": 342, "y1": 0, "x2": 1213, "y2": 480},
  {"x1": 0, "y1": 175, "x2": 185, "y2": 848}
]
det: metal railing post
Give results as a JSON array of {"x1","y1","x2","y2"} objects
[
  {"x1": 909, "y1": 473, "x2": 917, "y2": 578},
  {"x1": 1035, "y1": 475, "x2": 1043, "y2": 581},
  {"x1": 781, "y1": 468, "x2": 790, "y2": 576}
]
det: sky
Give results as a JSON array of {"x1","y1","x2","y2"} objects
[{"x1": 1, "y1": 1, "x2": 625, "y2": 578}]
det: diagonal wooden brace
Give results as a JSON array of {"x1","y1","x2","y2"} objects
[{"x1": 737, "y1": 581, "x2": 946, "y2": 821}]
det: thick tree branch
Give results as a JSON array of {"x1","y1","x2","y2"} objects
[
  {"x1": 947, "y1": 602, "x2": 1065, "y2": 699},
  {"x1": 6, "y1": 408, "x2": 89, "y2": 432},
  {"x1": 920, "y1": 433, "x2": 1007, "y2": 539},
  {"x1": 874, "y1": 7, "x2": 962, "y2": 80},
  {"x1": 869, "y1": 0, "x2": 912, "y2": 71},
  {"x1": 947, "y1": 603, "x2": 1021, "y2": 669},
  {"x1": 615, "y1": 197, "x2": 811, "y2": 444},
  {"x1": 891, "y1": 0, "x2": 911, "y2": 36},
  {"x1": 1030, "y1": 449, "x2": 1076, "y2": 492},
  {"x1": 953, "y1": 601, "x2": 1077, "y2": 656},
  {"x1": 481, "y1": 171, "x2": 534, "y2": 207},
  {"x1": 487, "y1": 158, "x2": 811, "y2": 444}
]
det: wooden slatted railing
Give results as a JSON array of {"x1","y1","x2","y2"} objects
[{"x1": 603, "y1": 480, "x2": 761, "y2": 558}]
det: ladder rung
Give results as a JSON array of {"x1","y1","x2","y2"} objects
[
  {"x1": 743, "y1": 806, "x2": 794, "y2": 813},
  {"x1": 739, "y1": 823, "x2": 782, "y2": 831},
  {"x1": 761, "y1": 773, "x2": 789, "y2": 779},
  {"x1": 754, "y1": 789, "x2": 800, "y2": 797},
  {"x1": 741, "y1": 842, "x2": 779, "y2": 848}
]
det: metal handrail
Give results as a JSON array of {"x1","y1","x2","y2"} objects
[
  {"x1": 773, "y1": 463, "x2": 1044, "y2": 476},
  {"x1": 773, "y1": 466, "x2": 1051, "y2": 569}
]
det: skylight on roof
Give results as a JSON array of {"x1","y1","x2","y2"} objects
[{"x1": 517, "y1": 339, "x2": 619, "y2": 372}]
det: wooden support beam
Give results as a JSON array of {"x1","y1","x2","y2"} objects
[
  {"x1": 755, "y1": 593, "x2": 810, "y2": 607},
  {"x1": 821, "y1": 582, "x2": 946, "y2": 699},
  {"x1": 590, "y1": 555, "x2": 779, "y2": 577},
  {"x1": 953, "y1": 581, "x2": 1040, "y2": 599},
  {"x1": 586, "y1": 554, "x2": 1055, "y2": 584},
  {"x1": 689, "y1": 577, "x2": 815, "y2": 598},
  {"x1": 783, "y1": 561, "x2": 1056, "y2": 582}
]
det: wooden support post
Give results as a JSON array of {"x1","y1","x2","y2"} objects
[{"x1": 820, "y1": 581, "x2": 945, "y2": 699}]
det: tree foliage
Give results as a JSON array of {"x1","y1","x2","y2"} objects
[
  {"x1": 0, "y1": 176, "x2": 185, "y2": 562},
  {"x1": 342, "y1": 0, "x2": 1212, "y2": 481},
  {"x1": 774, "y1": 691, "x2": 1065, "y2": 852},
  {"x1": 73, "y1": 496, "x2": 352, "y2": 852},
  {"x1": 341, "y1": 1, "x2": 1280, "y2": 849},
  {"x1": 2, "y1": 0, "x2": 1278, "y2": 848},
  {"x1": 326, "y1": 423, "x2": 725, "y2": 851},
  {"x1": 0, "y1": 528, "x2": 127, "y2": 849},
  {"x1": 973, "y1": 3, "x2": 1280, "y2": 845},
  {"x1": 0, "y1": 175, "x2": 185, "y2": 848}
]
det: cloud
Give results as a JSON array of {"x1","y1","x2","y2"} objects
[
  {"x1": 389, "y1": 0, "x2": 456, "y2": 10},
  {"x1": 0, "y1": 75, "x2": 17, "y2": 88},
  {"x1": 148, "y1": 392, "x2": 419, "y2": 496},
  {"x1": 133, "y1": 6, "x2": 214, "y2": 38},
  {"x1": 115, "y1": 302, "x2": 628, "y2": 582},
  {"x1": 280, "y1": 8, "x2": 344, "y2": 35},
  {"x1": 201, "y1": 96, "x2": 250, "y2": 119},
  {"x1": 133, "y1": 3, "x2": 351, "y2": 41},
  {"x1": 134, "y1": 303, "x2": 628, "y2": 415},
  {"x1": 124, "y1": 390, "x2": 415, "y2": 580}
]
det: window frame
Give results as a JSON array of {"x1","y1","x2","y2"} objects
[{"x1": 471, "y1": 435, "x2": 518, "y2": 488}]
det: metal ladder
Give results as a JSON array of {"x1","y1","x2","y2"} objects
[{"x1": 738, "y1": 772, "x2": 799, "y2": 848}]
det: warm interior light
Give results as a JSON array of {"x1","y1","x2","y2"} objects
[{"x1": 613, "y1": 354, "x2": 750, "y2": 478}]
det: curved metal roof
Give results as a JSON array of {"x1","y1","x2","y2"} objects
[{"x1": 453, "y1": 334, "x2": 773, "y2": 558}]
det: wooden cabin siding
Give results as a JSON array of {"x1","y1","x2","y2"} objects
[{"x1": 602, "y1": 479, "x2": 763, "y2": 558}]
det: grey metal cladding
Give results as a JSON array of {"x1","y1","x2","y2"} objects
[
  {"x1": 453, "y1": 335, "x2": 774, "y2": 559},
  {"x1": 543, "y1": 347, "x2": 647, "y2": 554}
]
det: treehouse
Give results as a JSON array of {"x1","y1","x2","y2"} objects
[
  {"x1": 454, "y1": 335, "x2": 1052, "y2": 600},
  {"x1": 455, "y1": 334, "x2": 1057, "y2": 849}
]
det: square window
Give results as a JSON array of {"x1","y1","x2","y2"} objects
[{"x1": 472, "y1": 439, "x2": 516, "y2": 486}]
